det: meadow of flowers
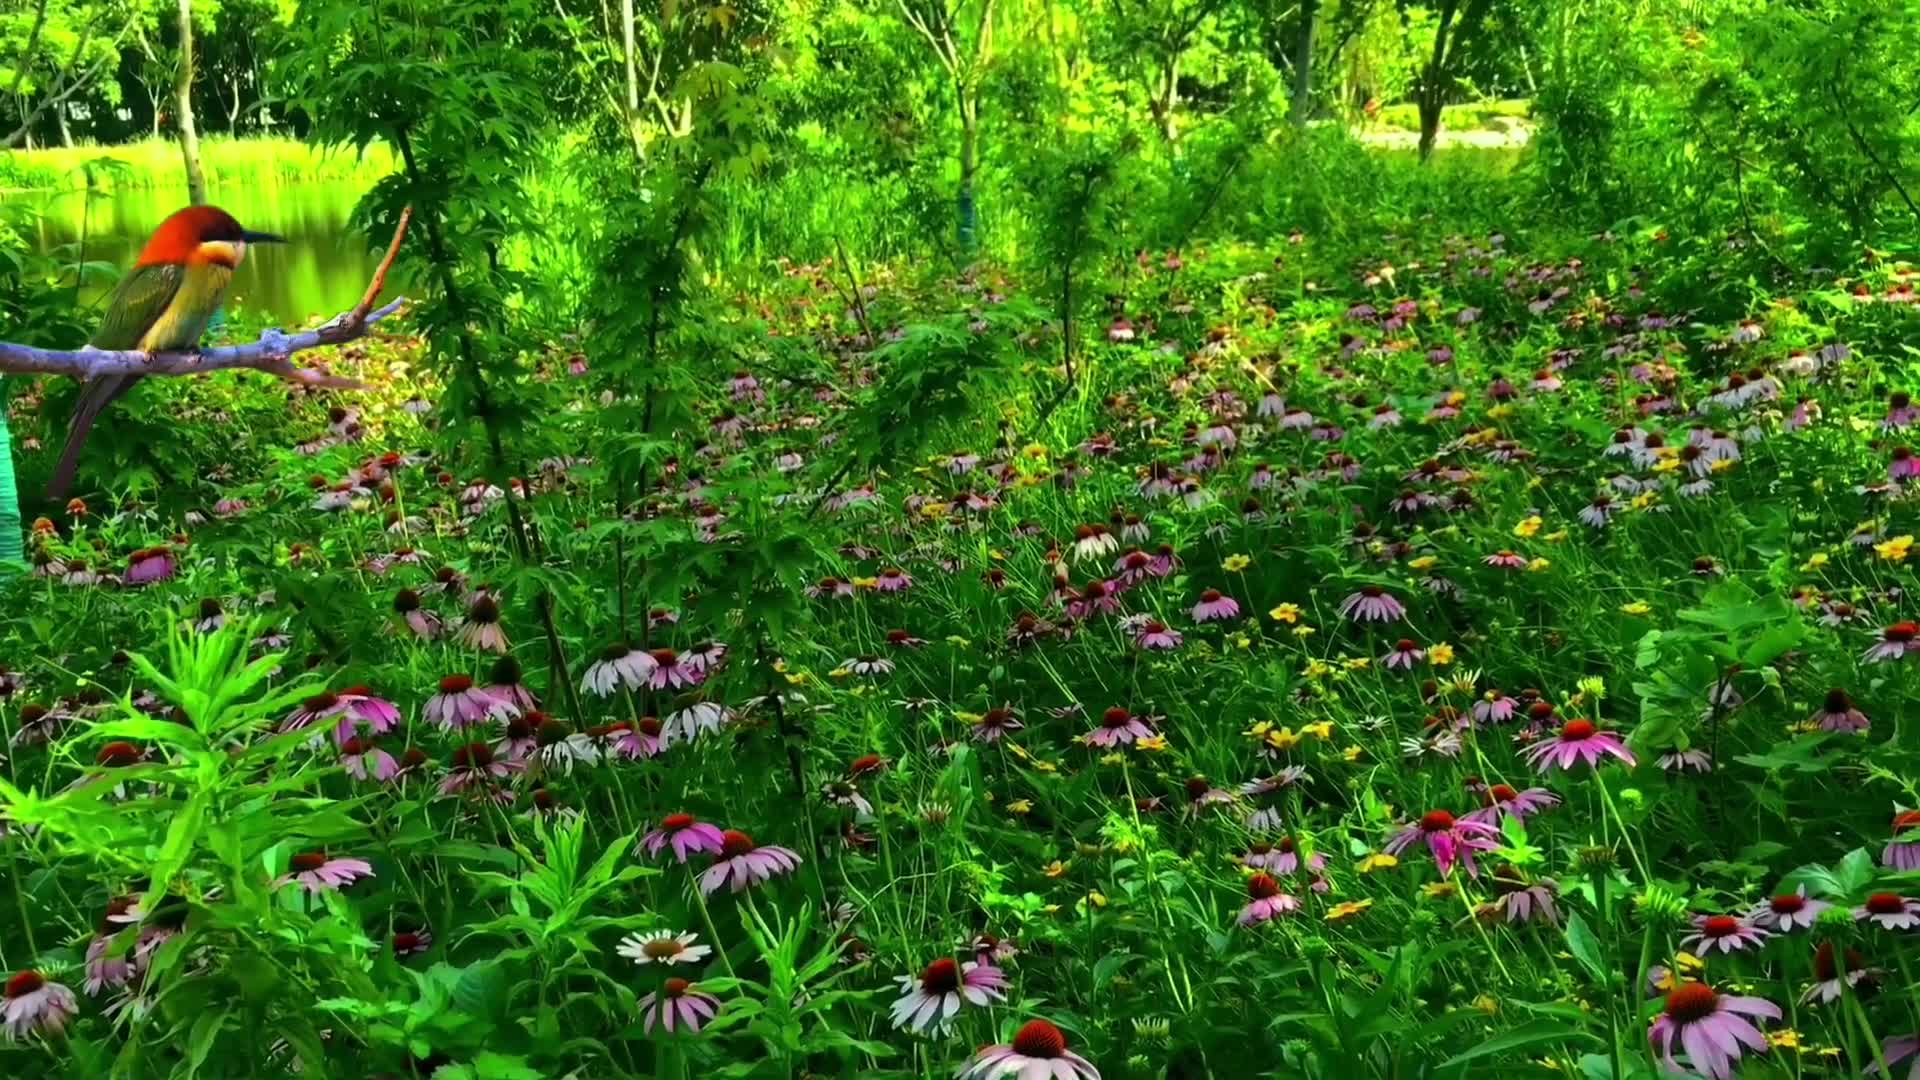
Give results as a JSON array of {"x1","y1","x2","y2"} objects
[{"x1": 6, "y1": 224, "x2": 1920, "y2": 1079}]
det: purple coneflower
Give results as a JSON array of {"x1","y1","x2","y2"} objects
[
  {"x1": 1680, "y1": 914, "x2": 1769, "y2": 955},
  {"x1": 971, "y1": 706, "x2": 1022, "y2": 743},
  {"x1": 392, "y1": 928, "x2": 432, "y2": 957},
  {"x1": 959, "y1": 1019, "x2": 1101, "y2": 1080},
  {"x1": 1482, "y1": 551, "x2": 1527, "y2": 570},
  {"x1": 3, "y1": 971, "x2": 77, "y2": 1040},
  {"x1": 455, "y1": 596, "x2": 510, "y2": 653},
  {"x1": 278, "y1": 851, "x2": 375, "y2": 893},
  {"x1": 1382, "y1": 639, "x2": 1424, "y2": 671},
  {"x1": 1858, "y1": 892, "x2": 1920, "y2": 930},
  {"x1": 876, "y1": 567, "x2": 913, "y2": 593},
  {"x1": 1134, "y1": 620, "x2": 1182, "y2": 651},
  {"x1": 581, "y1": 643, "x2": 655, "y2": 697},
  {"x1": 643, "y1": 814, "x2": 726, "y2": 862},
  {"x1": 1648, "y1": 982, "x2": 1778, "y2": 1080},
  {"x1": 1864, "y1": 622, "x2": 1920, "y2": 664},
  {"x1": 1385, "y1": 810, "x2": 1499, "y2": 878},
  {"x1": 618, "y1": 930, "x2": 713, "y2": 967},
  {"x1": 1746, "y1": 887, "x2": 1830, "y2": 933},
  {"x1": 639, "y1": 977, "x2": 721, "y2": 1035},
  {"x1": 1462, "y1": 783, "x2": 1560, "y2": 826},
  {"x1": 125, "y1": 547, "x2": 175, "y2": 586},
  {"x1": 648, "y1": 648, "x2": 696, "y2": 689},
  {"x1": 1886, "y1": 811, "x2": 1920, "y2": 870},
  {"x1": 1488, "y1": 874, "x2": 1560, "y2": 925},
  {"x1": 1190, "y1": 589, "x2": 1241, "y2": 623},
  {"x1": 425, "y1": 675, "x2": 517, "y2": 731},
  {"x1": 1803, "y1": 942, "x2": 1879, "y2": 1005},
  {"x1": 1521, "y1": 718, "x2": 1636, "y2": 772},
  {"x1": 392, "y1": 589, "x2": 441, "y2": 640},
  {"x1": 1812, "y1": 688, "x2": 1870, "y2": 733},
  {"x1": 437, "y1": 742, "x2": 520, "y2": 800},
  {"x1": 1657, "y1": 748, "x2": 1713, "y2": 773},
  {"x1": 1471, "y1": 690, "x2": 1516, "y2": 726},
  {"x1": 1339, "y1": 585, "x2": 1405, "y2": 623},
  {"x1": 484, "y1": 656, "x2": 539, "y2": 711},
  {"x1": 1085, "y1": 707, "x2": 1154, "y2": 748},
  {"x1": 699, "y1": 830, "x2": 801, "y2": 895},
  {"x1": 340, "y1": 737, "x2": 398, "y2": 782},
  {"x1": 1237, "y1": 873, "x2": 1300, "y2": 926},
  {"x1": 889, "y1": 957, "x2": 1008, "y2": 1034}
]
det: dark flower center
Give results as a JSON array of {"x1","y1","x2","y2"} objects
[
  {"x1": 662, "y1": 977, "x2": 691, "y2": 998},
  {"x1": 439, "y1": 675, "x2": 474, "y2": 693},
  {"x1": 452, "y1": 743, "x2": 494, "y2": 768},
  {"x1": 638, "y1": 717, "x2": 664, "y2": 736},
  {"x1": 290, "y1": 852, "x2": 328, "y2": 872},
  {"x1": 720, "y1": 830, "x2": 755, "y2": 857},
  {"x1": 1826, "y1": 689, "x2": 1853, "y2": 713},
  {"x1": 1700, "y1": 915, "x2": 1740, "y2": 938},
  {"x1": 1896, "y1": 811, "x2": 1920, "y2": 834},
  {"x1": 1887, "y1": 623, "x2": 1918, "y2": 642},
  {"x1": 468, "y1": 597, "x2": 500, "y2": 624},
  {"x1": 1813, "y1": 941, "x2": 1866, "y2": 981},
  {"x1": 643, "y1": 937, "x2": 686, "y2": 960},
  {"x1": 199, "y1": 599, "x2": 223, "y2": 618},
  {"x1": 662, "y1": 813, "x2": 695, "y2": 830},
  {"x1": 393, "y1": 590, "x2": 421, "y2": 612},
  {"x1": 650, "y1": 649, "x2": 678, "y2": 666},
  {"x1": 1663, "y1": 983, "x2": 1718, "y2": 1024},
  {"x1": 96, "y1": 741, "x2": 140, "y2": 767},
  {"x1": 1247, "y1": 873, "x2": 1280, "y2": 900},
  {"x1": 304, "y1": 692, "x2": 339, "y2": 713},
  {"x1": 1201, "y1": 589, "x2": 1222, "y2": 602},
  {"x1": 1561, "y1": 719, "x2": 1597, "y2": 741},
  {"x1": 1012, "y1": 1019, "x2": 1067, "y2": 1058},
  {"x1": 4, "y1": 970, "x2": 44, "y2": 998},
  {"x1": 919, "y1": 957, "x2": 961, "y2": 993},
  {"x1": 1102, "y1": 707, "x2": 1132, "y2": 728},
  {"x1": 1770, "y1": 894, "x2": 1804, "y2": 913},
  {"x1": 1419, "y1": 810, "x2": 1456, "y2": 832},
  {"x1": 848, "y1": 754, "x2": 884, "y2": 776},
  {"x1": 1361, "y1": 585, "x2": 1384, "y2": 597},
  {"x1": 1865, "y1": 893, "x2": 1906, "y2": 915}
]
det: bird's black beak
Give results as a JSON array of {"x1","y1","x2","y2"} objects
[{"x1": 241, "y1": 230, "x2": 288, "y2": 244}]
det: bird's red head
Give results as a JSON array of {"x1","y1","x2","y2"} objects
[{"x1": 135, "y1": 206, "x2": 286, "y2": 270}]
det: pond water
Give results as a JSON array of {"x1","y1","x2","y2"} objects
[{"x1": 14, "y1": 181, "x2": 400, "y2": 327}]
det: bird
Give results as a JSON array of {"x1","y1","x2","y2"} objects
[{"x1": 46, "y1": 205, "x2": 286, "y2": 500}]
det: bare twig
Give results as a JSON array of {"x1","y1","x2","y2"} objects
[{"x1": 0, "y1": 210, "x2": 413, "y2": 388}]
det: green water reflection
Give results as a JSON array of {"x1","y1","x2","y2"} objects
[{"x1": 18, "y1": 182, "x2": 401, "y2": 326}]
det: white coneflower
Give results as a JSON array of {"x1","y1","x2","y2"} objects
[{"x1": 617, "y1": 930, "x2": 713, "y2": 967}]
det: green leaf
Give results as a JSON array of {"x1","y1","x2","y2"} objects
[
  {"x1": 186, "y1": 1006, "x2": 232, "y2": 1075},
  {"x1": 1563, "y1": 913, "x2": 1607, "y2": 984},
  {"x1": 1438, "y1": 1019, "x2": 1599, "y2": 1071}
]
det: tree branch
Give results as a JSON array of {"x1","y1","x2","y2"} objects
[{"x1": 0, "y1": 210, "x2": 413, "y2": 388}]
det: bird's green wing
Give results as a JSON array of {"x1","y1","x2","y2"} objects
[{"x1": 89, "y1": 263, "x2": 186, "y2": 350}]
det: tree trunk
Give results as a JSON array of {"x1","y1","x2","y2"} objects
[
  {"x1": 1416, "y1": 0, "x2": 1459, "y2": 163},
  {"x1": 175, "y1": 0, "x2": 207, "y2": 204},
  {"x1": 1417, "y1": 91, "x2": 1443, "y2": 161},
  {"x1": 0, "y1": 380, "x2": 21, "y2": 570},
  {"x1": 1290, "y1": 0, "x2": 1320, "y2": 127},
  {"x1": 956, "y1": 86, "x2": 978, "y2": 256},
  {"x1": 621, "y1": 0, "x2": 647, "y2": 161},
  {"x1": 1155, "y1": 53, "x2": 1181, "y2": 146},
  {"x1": 56, "y1": 103, "x2": 71, "y2": 146}
]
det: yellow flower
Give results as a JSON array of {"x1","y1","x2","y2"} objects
[
  {"x1": 1544, "y1": 529, "x2": 1568, "y2": 543},
  {"x1": 1134, "y1": 734, "x2": 1170, "y2": 753},
  {"x1": 1233, "y1": 634, "x2": 1252, "y2": 650},
  {"x1": 1342, "y1": 745, "x2": 1365, "y2": 763},
  {"x1": 1100, "y1": 752, "x2": 1125, "y2": 766},
  {"x1": 1620, "y1": 601, "x2": 1652, "y2": 616},
  {"x1": 1223, "y1": 554, "x2": 1251, "y2": 572},
  {"x1": 1577, "y1": 676, "x2": 1607, "y2": 700},
  {"x1": 1265, "y1": 727, "x2": 1305, "y2": 751},
  {"x1": 1408, "y1": 555, "x2": 1439, "y2": 571},
  {"x1": 1767, "y1": 1030, "x2": 1802, "y2": 1051},
  {"x1": 1427, "y1": 642, "x2": 1455, "y2": 666},
  {"x1": 1343, "y1": 656, "x2": 1371, "y2": 671},
  {"x1": 1024, "y1": 444, "x2": 1048, "y2": 459},
  {"x1": 1302, "y1": 659, "x2": 1333, "y2": 679},
  {"x1": 1269, "y1": 603, "x2": 1301, "y2": 624},
  {"x1": 1302, "y1": 720, "x2": 1334, "y2": 739},
  {"x1": 1801, "y1": 552, "x2": 1829, "y2": 572},
  {"x1": 945, "y1": 635, "x2": 972, "y2": 648},
  {"x1": 1423, "y1": 882, "x2": 1458, "y2": 899},
  {"x1": 772, "y1": 658, "x2": 790, "y2": 673},
  {"x1": 1292, "y1": 625, "x2": 1317, "y2": 639},
  {"x1": 1006, "y1": 742, "x2": 1032, "y2": 760},
  {"x1": 852, "y1": 576, "x2": 879, "y2": 589},
  {"x1": 1527, "y1": 558, "x2": 1551, "y2": 572},
  {"x1": 828, "y1": 667, "x2": 852, "y2": 680},
  {"x1": 1043, "y1": 860, "x2": 1069, "y2": 878},
  {"x1": 919, "y1": 501, "x2": 950, "y2": 518},
  {"x1": 1652, "y1": 457, "x2": 1683, "y2": 474},
  {"x1": 1326, "y1": 899, "x2": 1374, "y2": 923},
  {"x1": 1488, "y1": 403, "x2": 1514, "y2": 420},
  {"x1": 1473, "y1": 994, "x2": 1499, "y2": 1017},
  {"x1": 1006, "y1": 799, "x2": 1033, "y2": 815},
  {"x1": 1084, "y1": 891, "x2": 1108, "y2": 908},
  {"x1": 1357, "y1": 853, "x2": 1399, "y2": 873},
  {"x1": 783, "y1": 672, "x2": 813, "y2": 686},
  {"x1": 1876, "y1": 535, "x2": 1913, "y2": 563},
  {"x1": 1512, "y1": 515, "x2": 1543, "y2": 539},
  {"x1": 1033, "y1": 760, "x2": 1058, "y2": 774},
  {"x1": 1630, "y1": 491, "x2": 1660, "y2": 511}
]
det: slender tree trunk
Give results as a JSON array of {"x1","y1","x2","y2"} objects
[
  {"x1": 1416, "y1": 0, "x2": 1459, "y2": 163},
  {"x1": 175, "y1": 0, "x2": 207, "y2": 204},
  {"x1": 0, "y1": 380, "x2": 21, "y2": 570},
  {"x1": 621, "y1": 0, "x2": 647, "y2": 160},
  {"x1": 55, "y1": 104, "x2": 71, "y2": 146},
  {"x1": 1156, "y1": 53, "x2": 1181, "y2": 146},
  {"x1": 1290, "y1": 0, "x2": 1320, "y2": 127},
  {"x1": 956, "y1": 84, "x2": 978, "y2": 256}
]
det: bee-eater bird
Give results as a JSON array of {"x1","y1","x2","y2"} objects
[{"x1": 46, "y1": 205, "x2": 286, "y2": 500}]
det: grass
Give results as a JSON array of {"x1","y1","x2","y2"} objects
[
  {"x1": 0, "y1": 136, "x2": 396, "y2": 193},
  {"x1": 1373, "y1": 98, "x2": 1534, "y2": 133}
]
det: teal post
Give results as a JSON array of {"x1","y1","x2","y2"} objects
[{"x1": 0, "y1": 376, "x2": 22, "y2": 573}]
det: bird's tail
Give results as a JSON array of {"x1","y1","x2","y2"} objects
[{"x1": 46, "y1": 374, "x2": 141, "y2": 502}]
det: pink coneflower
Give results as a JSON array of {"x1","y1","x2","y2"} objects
[
  {"x1": 124, "y1": 546, "x2": 175, "y2": 586},
  {"x1": 425, "y1": 675, "x2": 517, "y2": 731},
  {"x1": 282, "y1": 691, "x2": 352, "y2": 743},
  {"x1": 392, "y1": 589, "x2": 441, "y2": 640},
  {"x1": 1579, "y1": 496, "x2": 1616, "y2": 528},
  {"x1": 1658, "y1": 749, "x2": 1713, "y2": 773},
  {"x1": 1190, "y1": 589, "x2": 1240, "y2": 622},
  {"x1": 1382, "y1": 639, "x2": 1424, "y2": 671},
  {"x1": 1488, "y1": 875, "x2": 1560, "y2": 925},
  {"x1": 3, "y1": 971, "x2": 77, "y2": 1040},
  {"x1": 1886, "y1": 811, "x2": 1920, "y2": 870},
  {"x1": 889, "y1": 957, "x2": 1008, "y2": 1034},
  {"x1": 1463, "y1": 783, "x2": 1561, "y2": 826},
  {"x1": 1681, "y1": 914, "x2": 1770, "y2": 955},
  {"x1": 1648, "y1": 983, "x2": 1778, "y2": 1080},
  {"x1": 958, "y1": 1019, "x2": 1101, "y2": 1080},
  {"x1": 1085, "y1": 707, "x2": 1154, "y2": 748},
  {"x1": 1803, "y1": 942, "x2": 1880, "y2": 1005},
  {"x1": 340, "y1": 737, "x2": 398, "y2": 781},
  {"x1": 495, "y1": 712, "x2": 543, "y2": 761},
  {"x1": 1471, "y1": 690, "x2": 1516, "y2": 726},
  {"x1": 277, "y1": 851, "x2": 375, "y2": 893},
  {"x1": 647, "y1": 648, "x2": 695, "y2": 689},
  {"x1": 581, "y1": 644, "x2": 655, "y2": 697},
  {"x1": 1858, "y1": 892, "x2": 1920, "y2": 930},
  {"x1": 639, "y1": 977, "x2": 722, "y2": 1035},
  {"x1": 1875, "y1": 1035, "x2": 1920, "y2": 1079},
  {"x1": 643, "y1": 814, "x2": 726, "y2": 862},
  {"x1": 1482, "y1": 550, "x2": 1527, "y2": 570},
  {"x1": 808, "y1": 576, "x2": 855, "y2": 600},
  {"x1": 1237, "y1": 873, "x2": 1300, "y2": 926},
  {"x1": 843, "y1": 655, "x2": 894, "y2": 676},
  {"x1": 1747, "y1": 887, "x2": 1830, "y2": 932},
  {"x1": 1134, "y1": 620, "x2": 1182, "y2": 651},
  {"x1": 971, "y1": 706, "x2": 1023, "y2": 742},
  {"x1": 1339, "y1": 585, "x2": 1405, "y2": 623},
  {"x1": 455, "y1": 596, "x2": 509, "y2": 653},
  {"x1": 437, "y1": 742, "x2": 520, "y2": 800},
  {"x1": 1888, "y1": 392, "x2": 1920, "y2": 430},
  {"x1": 699, "y1": 830, "x2": 801, "y2": 895},
  {"x1": 1865, "y1": 622, "x2": 1920, "y2": 664},
  {"x1": 532, "y1": 719, "x2": 599, "y2": 774},
  {"x1": 1812, "y1": 688, "x2": 1870, "y2": 733},
  {"x1": 392, "y1": 928, "x2": 432, "y2": 958},
  {"x1": 1385, "y1": 810, "x2": 1500, "y2": 878},
  {"x1": 1891, "y1": 448, "x2": 1920, "y2": 484},
  {"x1": 618, "y1": 930, "x2": 713, "y2": 967},
  {"x1": 876, "y1": 567, "x2": 913, "y2": 593},
  {"x1": 484, "y1": 656, "x2": 539, "y2": 712},
  {"x1": 1522, "y1": 719, "x2": 1637, "y2": 772}
]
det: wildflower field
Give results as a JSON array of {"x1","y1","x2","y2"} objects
[{"x1": 8, "y1": 213, "x2": 1920, "y2": 1079}]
